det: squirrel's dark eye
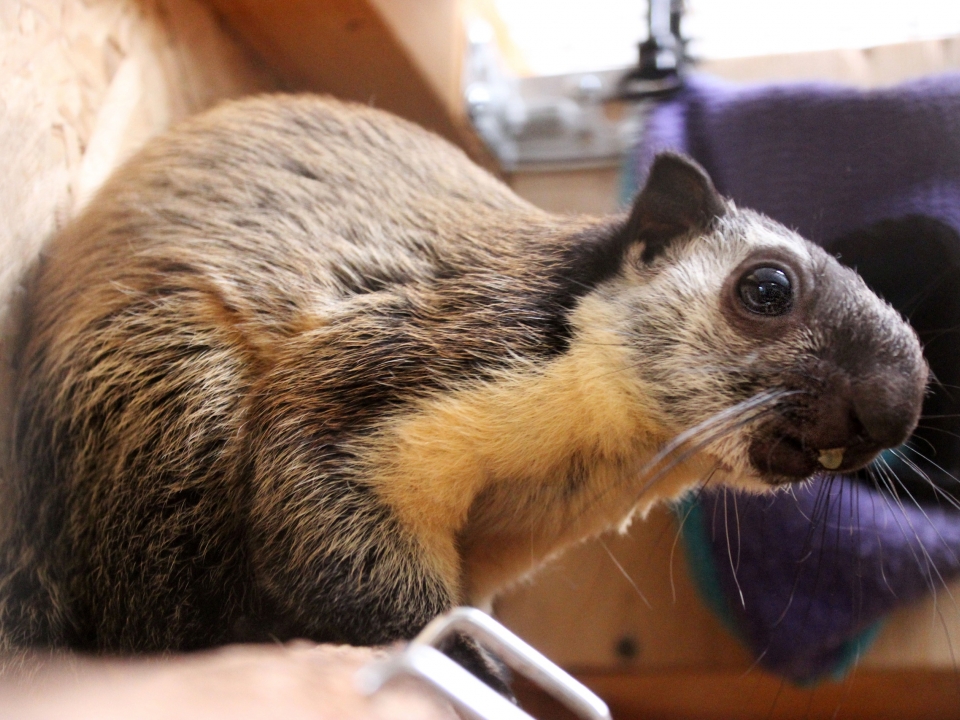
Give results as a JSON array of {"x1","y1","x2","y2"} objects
[{"x1": 738, "y1": 267, "x2": 793, "y2": 316}]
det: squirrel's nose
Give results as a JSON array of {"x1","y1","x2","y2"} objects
[
  {"x1": 851, "y1": 369, "x2": 927, "y2": 450},
  {"x1": 799, "y1": 363, "x2": 927, "y2": 473}
]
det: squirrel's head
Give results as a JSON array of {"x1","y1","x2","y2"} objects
[{"x1": 574, "y1": 153, "x2": 928, "y2": 488}]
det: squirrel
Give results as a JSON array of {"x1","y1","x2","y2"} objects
[{"x1": 0, "y1": 95, "x2": 926, "y2": 673}]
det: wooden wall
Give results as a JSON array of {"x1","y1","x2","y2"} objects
[{"x1": 0, "y1": 0, "x2": 276, "y2": 544}]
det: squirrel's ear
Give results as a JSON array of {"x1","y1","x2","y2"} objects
[{"x1": 625, "y1": 153, "x2": 726, "y2": 262}]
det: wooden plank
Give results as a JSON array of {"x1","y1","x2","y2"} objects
[
  {"x1": 701, "y1": 35, "x2": 960, "y2": 85},
  {"x1": 0, "y1": 643, "x2": 460, "y2": 719},
  {"x1": 592, "y1": 669, "x2": 960, "y2": 720},
  {"x1": 371, "y1": 0, "x2": 465, "y2": 115},
  {"x1": 202, "y1": 0, "x2": 498, "y2": 169},
  {"x1": 0, "y1": 0, "x2": 275, "y2": 525},
  {"x1": 509, "y1": 167, "x2": 622, "y2": 216},
  {"x1": 496, "y1": 505, "x2": 960, "y2": 673},
  {"x1": 495, "y1": 507, "x2": 753, "y2": 670},
  {"x1": 518, "y1": 669, "x2": 960, "y2": 720}
]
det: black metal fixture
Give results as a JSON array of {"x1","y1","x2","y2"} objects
[{"x1": 619, "y1": 0, "x2": 687, "y2": 99}]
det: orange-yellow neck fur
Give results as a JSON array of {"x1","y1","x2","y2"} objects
[{"x1": 365, "y1": 294, "x2": 715, "y2": 604}]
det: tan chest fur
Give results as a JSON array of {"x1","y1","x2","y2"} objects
[{"x1": 362, "y1": 294, "x2": 710, "y2": 603}]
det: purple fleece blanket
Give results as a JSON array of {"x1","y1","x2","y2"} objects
[{"x1": 633, "y1": 73, "x2": 960, "y2": 681}]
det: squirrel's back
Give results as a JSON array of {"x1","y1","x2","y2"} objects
[{"x1": 4, "y1": 96, "x2": 611, "y2": 651}]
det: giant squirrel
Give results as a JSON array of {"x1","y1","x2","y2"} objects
[{"x1": 1, "y1": 96, "x2": 926, "y2": 677}]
